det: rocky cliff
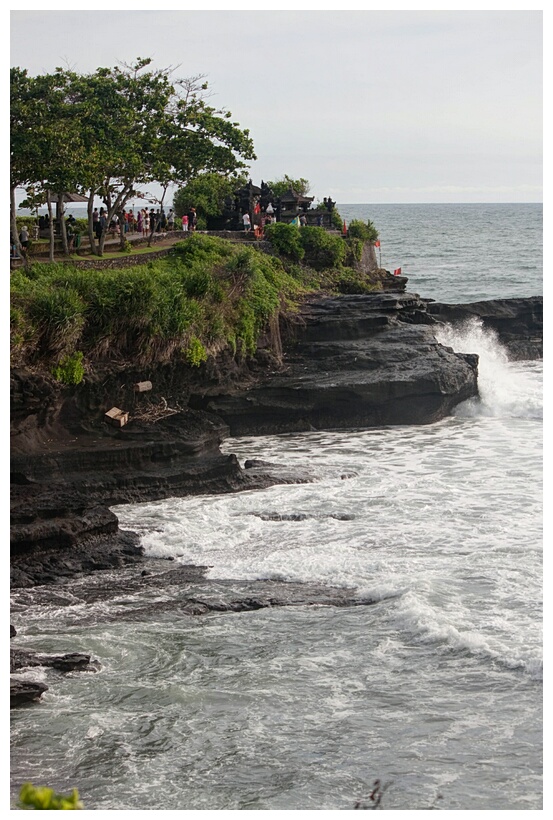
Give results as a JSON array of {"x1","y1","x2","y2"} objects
[{"x1": 10, "y1": 292, "x2": 541, "y2": 587}]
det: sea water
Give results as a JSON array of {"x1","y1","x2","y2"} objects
[{"x1": 10, "y1": 203, "x2": 542, "y2": 811}]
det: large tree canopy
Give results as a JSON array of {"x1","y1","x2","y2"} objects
[
  {"x1": 266, "y1": 175, "x2": 311, "y2": 198},
  {"x1": 10, "y1": 58, "x2": 256, "y2": 256},
  {"x1": 173, "y1": 171, "x2": 248, "y2": 227}
]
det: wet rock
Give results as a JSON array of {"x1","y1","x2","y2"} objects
[
  {"x1": 251, "y1": 512, "x2": 355, "y2": 521},
  {"x1": 11, "y1": 567, "x2": 381, "y2": 627},
  {"x1": 11, "y1": 678, "x2": 48, "y2": 707},
  {"x1": 11, "y1": 648, "x2": 98, "y2": 674},
  {"x1": 12, "y1": 294, "x2": 537, "y2": 590},
  {"x1": 204, "y1": 293, "x2": 480, "y2": 435}
]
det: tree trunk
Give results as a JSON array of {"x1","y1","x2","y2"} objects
[
  {"x1": 58, "y1": 193, "x2": 69, "y2": 256},
  {"x1": 98, "y1": 226, "x2": 107, "y2": 256},
  {"x1": 118, "y1": 209, "x2": 126, "y2": 251},
  {"x1": 46, "y1": 190, "x2": 55, "y2": 263},
  {"x1": 87, "y1": 192, "x2": 99, "y2": 256},
  {"x1": 10, "y1": 186, "x2": 24, "y2": 265}
]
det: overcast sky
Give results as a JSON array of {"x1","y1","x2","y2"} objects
[{"x1": 10, "y1": 6, "x2": 543, "y2": 204}]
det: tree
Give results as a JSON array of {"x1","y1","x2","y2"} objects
[
  {"x1": 11, "y1": 59, "x2": 257, "y2": 257},
  {"x1": 66, "y1": 59, "x2": 256, "y2": 254},
  {"x1": 10, "y1": 67, "x2": 90, "y2": 261},
  {"x1": 173, "y1": 171, "x2": 247, "y2": 226},
  {"x1": 266, "y1": 175, "x2": 311, "y2": 198}
]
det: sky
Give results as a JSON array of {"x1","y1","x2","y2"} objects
[{"x1": 9, "y1": 6, "x2": 543, "y2": 205}]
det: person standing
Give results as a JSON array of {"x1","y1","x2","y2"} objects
[
  {"x1": 242, "y1": 212, "x2": 251, "y2": 232},
  {"x1": 182, "y1": 214, "x2": 189, "y2": 232},
  {"x1": 167, "y1": 209, "x2": 175, "y2": 231},
  {"x1": 19, "y1": 225, "x2": 29, "y2": 252},
  {"x1": 188, "y1": 208, "x2": 197, "y2": 232}
]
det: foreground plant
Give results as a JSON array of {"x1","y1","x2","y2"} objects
[{"x1": 19, "y1": 782, "x2": 83, "y2": 810}]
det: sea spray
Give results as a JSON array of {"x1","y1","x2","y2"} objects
[{"x1": 435, "y1": 318, "x2": 542, "y2": 419}]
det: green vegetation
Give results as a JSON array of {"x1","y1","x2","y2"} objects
[
  {"x1": 264, "y1": 222, "x2": 305, "y2": 262},
  {"x1": 347, "y1": 219, "x2": 379, "y2": 243},
  {"x1": 297, "y1": 226, "x2": 346, "y2": 270},
  {"x1": 19, "y1": 782, "x2": 83, "y2": 810},
  {"x1": 11, "y1": 229, "x2": 380, "y2": 376},
  {"x1": 52, "y1": 351, "x2": 85, "y2": 385},
  {"x1": 11, "y1": 59, "x2": 255, "y2": 258},
  {"x1": 266, "y1": 175, "x2": 311, "y2": 198},
  {"x1": 265, "y1": 223, "x2": 347, "y2": 270},
  {"x1": 173, "y1": 171, "x2": 248, "y2": 226},
  {"x1": 10, "y1": 234, "x2": 303, "y2": 369},
  {"x1": 185, "y1": 336, "x2": 208, "y2": 367}
]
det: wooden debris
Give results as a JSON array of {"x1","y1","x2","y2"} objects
[
  {"x1": 134, "y1": 381, "x2": 153, "y2": 393},
  {"x1": 105, "y1": 407, "x2": 129, "y2": 428},
  {"x1": 131, "y1": 397, "x2": 182, "y2": 423}
]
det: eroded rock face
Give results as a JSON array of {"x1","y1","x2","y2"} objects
[
  {"x1": 12, "y1": 292, "x2": 539, "y2": 587},
  {"x1": 202, "y1": 294, "x2": 479, "y2": 436},
  {"x1": 10, "y1": 410, "x2": 313, "y2": 586}
]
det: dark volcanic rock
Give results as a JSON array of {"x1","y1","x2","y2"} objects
[
  {"x1": 11, "y1": 678, "x2": 48, "y2": 707},
  {"x1": 203, "y1": 293, "x2": 479, "y2": 435},
  {"x1": 11, "y1": 648, "x2": 97, "y2": 674},
  {"x1": 11, "y1": 563, "x2": 381, "y2": 628},
  {"x1": 10, "y1": 405, "x2": 314, "y2": 586},
  {"x1": 13, "y1": 293, "x2": 537, "y2": 588},
  {"x1": 427, "y1": 296, "x2": 543, "y2": 360},
  {"x1": 10, "y1": 525, "x2": 143, "y2": 588}
]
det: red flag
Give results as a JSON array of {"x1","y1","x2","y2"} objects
[
  {"x1": 394, "y1": 267, "x2": 402, "y2": 276},
  {"x1": 374, "y1": 240, "x2": 380, "y2": 247}
]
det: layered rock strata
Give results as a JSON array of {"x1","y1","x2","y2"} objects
[
  {"x1": 201, "y1": 293, "x2": 479, "y2": 435},
  {"x1": 12, "y1": 292, "x2": 541, "y2": 588}
]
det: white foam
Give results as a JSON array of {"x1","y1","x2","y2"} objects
[{"x1": 435, "y1": 318, "x2": 543, "y2": 419}]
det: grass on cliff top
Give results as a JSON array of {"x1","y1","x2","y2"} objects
[{"x1": 10, "y1": 231, "x2": 378, "y2": 374}]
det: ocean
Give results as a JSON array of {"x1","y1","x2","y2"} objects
[{"x1": 10, "y1": 203, "x2": 543, "y2": 811}]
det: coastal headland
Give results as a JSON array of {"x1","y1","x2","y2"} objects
[
  {"x1": 10, "y1": 229, "x2": 542, "y2": 705},
  {"x1": 10, "y1": 231, "x2": 542, "y2": 588}
]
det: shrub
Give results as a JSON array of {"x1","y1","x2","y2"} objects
[
  {"x1": 298, "y1": 226, "x2": 346, "y2": 270},
  {"x1": 264, "y1": 222, "x2": 305, "y2": 262},
  {"x1": 345, "y1": 237, "x2": 364, "y2": 264},
  {"x1": 333, "y1": 269, "x2": 379, "y2": 294},
  {"x1": 19, "y1": 783, "x2": 83, "y2": 810},
  {"x1": 185, "y1": 336, "x2": 208, "y2": 366},
  {"x1": 26, "y1": 284, "x2": 85, "y2": 355},
  {"x1": 10, "y1": 229, "x2": 381, "y2": 372},
  {"x1": 347, "y1": 219, "x2": 379, "y2": 243},
  {"x1": 51, "y1": 351, "x2": 85, "y2": 385}
]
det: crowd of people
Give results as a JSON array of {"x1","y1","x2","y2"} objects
[
  {"x1": 90, "y1": 206, "x2": 196, "y2": 240},
  {"x1": 12, "y1": 196, "x2": 333, "y2": 260}
]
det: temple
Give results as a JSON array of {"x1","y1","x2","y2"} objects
[{"x1": 209, "y1": 180, "x2": 336, "y2": 231}]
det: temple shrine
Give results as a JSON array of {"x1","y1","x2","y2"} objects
[{"x1": 212, "y1": 180, "x2": 336, "y2": 231}]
